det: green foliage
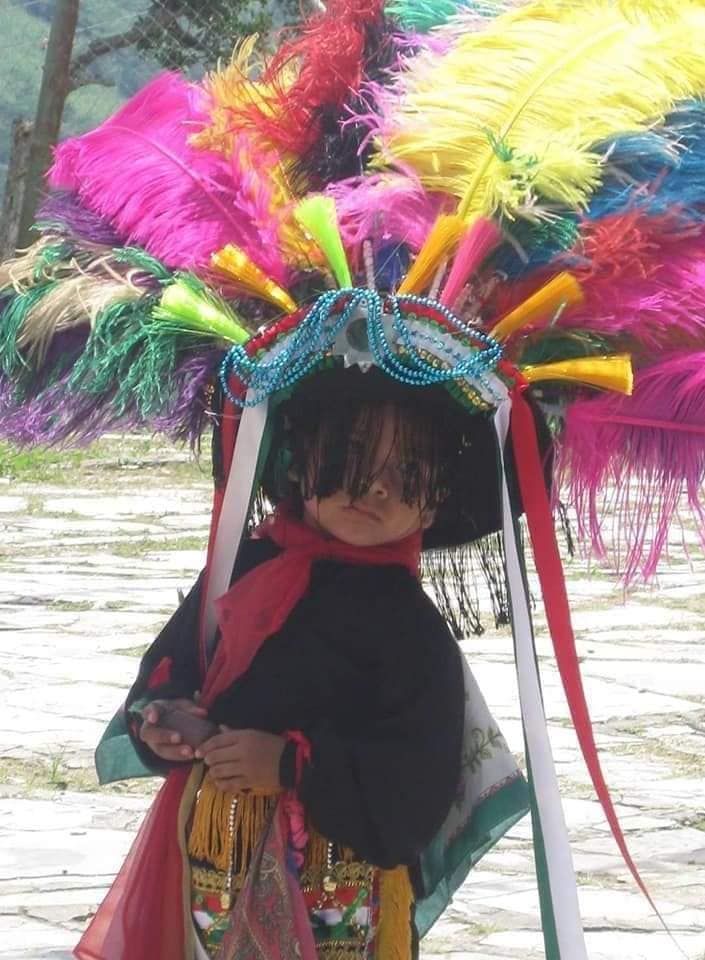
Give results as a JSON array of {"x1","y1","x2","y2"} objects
[
  {"x1": 135, "y1": 0, "x2": 298, "y2": 71},
  {"x1": 0, "y1": 0, "x2": 297, "y2": 198}
]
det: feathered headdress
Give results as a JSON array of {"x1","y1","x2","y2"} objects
[{"x1": 3, "y1": 0, "x2": 705, "y2": 957}]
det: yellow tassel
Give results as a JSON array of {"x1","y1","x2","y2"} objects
[
  {"x1": 376, "y1": 866, "x2": 414, "y2": 960},
  {"x1": 187, "y1": 775, "x2": 236, "y2": 872},
  {"x1": 397, "y1": 214, "x2": 465, "y2": 296},
  {"x1": 305, "y1": 824, "x2": 332, "y2": 870},
  {"x1": 521, "y1": 354, "x2": 633, "y2": 394},
  {"x1": 490, "y1": 272, "x2": 583, "y2": 342},
  {"x1": 211, "y1": 245, "x2": 297, "y2": 315}
]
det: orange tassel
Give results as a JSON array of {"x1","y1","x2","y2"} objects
[{"x1": 211, "y1": 245, "x2": 297, "y2": 315}]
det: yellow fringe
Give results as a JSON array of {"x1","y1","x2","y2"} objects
[
  {"x1": 490, "y1": 271, "x2": 582, "y2": 341},
  {"x1": 187, "y1": 774, "x2": 236, "y2": 872},
  {"x1": 376, "y1": 866, "x2": 414, "y2": 960},
  {"x1": 397, "y1": 214, "x2": 465, "y2": 296}
]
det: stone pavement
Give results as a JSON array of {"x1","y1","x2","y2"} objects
[{"x1": 0, "y1": 437, "x2": 704, "y2": 960}]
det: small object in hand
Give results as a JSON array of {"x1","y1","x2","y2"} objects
[{"x1": 156, "y1": 706, "x2": 218, "y2": 749}]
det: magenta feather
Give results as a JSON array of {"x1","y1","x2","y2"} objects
[
  {"x1": 326, "y1": 173, "x2": 445, "y2": 255},
  {"x1": 558, "y1": 219, "x2": 705, "y2": 353},
  {"x1": 49, "y1": 74, "x2": 287, "y2": 281},
  {"x1": 559, "y1": 352, "x2": 705, "y2": 584}
]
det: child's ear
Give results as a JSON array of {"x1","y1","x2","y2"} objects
[{"x1": 421, "y1": 506, "x2": 436, "y2": 530}]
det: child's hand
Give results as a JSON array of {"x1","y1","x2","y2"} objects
[
  {"x1": 139, "y1": 698, "x2": 208, "y2": 762},
  {"x1": 196, "y1": 728, "x2": 286, "y2": 793}
]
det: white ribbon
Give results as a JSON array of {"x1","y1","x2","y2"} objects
[
  {"x1": 494, "y1": 398, "x2": 587, "y2": 960},
  {"x1": 202, "y1": 393, "x2": 269, "y2": 655}
]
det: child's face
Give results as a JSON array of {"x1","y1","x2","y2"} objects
[{"x1": 300, "y1": 408, "x2": 436, "y2": 546}]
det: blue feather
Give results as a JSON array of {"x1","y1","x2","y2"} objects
[{"x1": 587, "y1": 101, "x2": 705, "y2": 222}]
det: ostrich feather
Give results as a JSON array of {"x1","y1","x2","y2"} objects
[
  {"x1": 559, "y1": 352, "x2": 705, "y2": 584},
  {"x1": 385, "y1": 0, "x2": 526, "y2": 34},
  {"x1": 372, "y1": 0, "x2": 705, "y2": 221},
  {"x1": 557, "y1": 214, "x2": 705, "y2": 354},
  {"x1": 586, "y1": 101, "x2": 705, "y2": 223},
  {"x1": 326, "y1": 174, "x2": 444, "y2": 257},
  {"x1": 49, "y1": 73, "x2": 287, "y2": 281},
  {"x1": 37, "y1": 192, "x2": 124, "y2": 247}
]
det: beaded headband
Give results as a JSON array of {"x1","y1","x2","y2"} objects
[{"x1": 219, "y1": 288, "x2": 508, "y2": 411}]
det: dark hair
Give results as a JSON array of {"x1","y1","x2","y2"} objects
[{"x1": 259, "y1": 364, "x2": 542, "y2": 549}]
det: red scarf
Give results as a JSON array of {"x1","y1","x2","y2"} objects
[
  {"x1": 203, "y1": 505, "x2": 422, "y2": 703},
  {"x1": 75, "y1": 506, "x2": 421, "y2": 960}
]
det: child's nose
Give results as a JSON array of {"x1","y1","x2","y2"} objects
[{"x1": 369, "y1": 474, "x2": 389, "y2": 499}]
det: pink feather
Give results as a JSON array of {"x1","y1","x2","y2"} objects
[
  {"x1": 559, "y1": 352, "x2": 705, "y2": 584},
  {"x1": 440, "y1": 216, "x2": 501, "y2": 307},
  {"x1": 49, "y1": 74, "x2": 287, "y2": 281},
  {"x1": 326, "y1": 173, "x2": 446, "y2": 255},
  {"x1": 557, "y1": 215, "x2": 705, "y2": 353}
]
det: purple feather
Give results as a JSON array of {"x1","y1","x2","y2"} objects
[
  {"x1": 559, "y1": 352, "x2": 705, "y2": 584},
  {"x1": 0, "y1": 347, "x2": 219, "y2": 449},
  {"x1": 37, "y1": 192, "x2": 124, "y2": 246},
  {"x1": 49, "y1": 73, "x2": 287, "y2": 281}
]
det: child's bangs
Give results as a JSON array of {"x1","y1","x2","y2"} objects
[{"x1": 284, "y1": 368, "x2": 461, "y2": 509}]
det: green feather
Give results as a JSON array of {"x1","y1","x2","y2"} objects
[
  {"x1": 113, "y1": 247, "x2": 173, "y2": 282},
  {"x1": 0, "y1": 284, "x2": 55, "y2": 376},
  {"x1": 518, "y1": 330, "x2": 613, "y2": 366}
]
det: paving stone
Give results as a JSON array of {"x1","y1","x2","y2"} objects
[{"x1": 1, "y1": 455, "x2": 704, "y2": 959}]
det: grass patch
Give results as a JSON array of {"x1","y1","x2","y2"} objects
[
  {"x1": 0, "y1": 752, "x2": 157, "y2": 797},
  {"x1": 0, "y1": 435, "x2": 212, "y2": 485},
  {"x1": 109, "y1": 535, "x2": 206, "y2": 558},
  {"x1": 113, "y1": 643, "x2": 150, "y2": 658},
  {"x1": 0, "y1": 753, "x2": 97, "y2": 794},
  {"x1": 48, "y1": 598, "x2": 95, "y2": 612}
]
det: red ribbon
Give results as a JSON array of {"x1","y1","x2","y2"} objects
[{"x1": 510, "y1": 386, "x2": 667, "y2": 924}]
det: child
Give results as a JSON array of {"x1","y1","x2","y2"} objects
[{"x1": 108, "y1": 366, "x2": 517, "y2": 960}]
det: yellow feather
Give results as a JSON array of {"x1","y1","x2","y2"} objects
[{"x1": 374, "y1": 0, "x2": 705, "y2": 220}]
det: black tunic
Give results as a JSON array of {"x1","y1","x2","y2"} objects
[{"x1": 126, "y1": 537, "x2": 465, "y2": 874}]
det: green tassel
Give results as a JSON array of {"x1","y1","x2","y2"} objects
[
  {"x1": 152, "y1": 275, "x2": 251, "y2": 345},
  {"x1": 67, "y1": 298, "x2": 176, "y2": 418},
  {"x1": 294, "y1": 196, "x2": 352, "y2": 289}
]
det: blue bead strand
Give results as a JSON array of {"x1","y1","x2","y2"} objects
[{"x1": 219, "y1": 288, "x2": 505, "y2": 407}]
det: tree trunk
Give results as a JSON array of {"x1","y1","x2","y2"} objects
[
  {"x1": 16, "y1": 0, "x2": 80, "y2": 250},
  {"x1": 0, "y1": 120, "x2": 33, "y2": 259}
]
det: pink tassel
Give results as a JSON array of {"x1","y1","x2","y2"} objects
[
  {"x1": 559, "y1": 352, "x2": 705, "y2": 584},
  {"x1": 49, "y1": 74, "x2": 287, "y2": 281},
  {"x1": 439, "y1": 216, "x2": 501, "y2": 307}
]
